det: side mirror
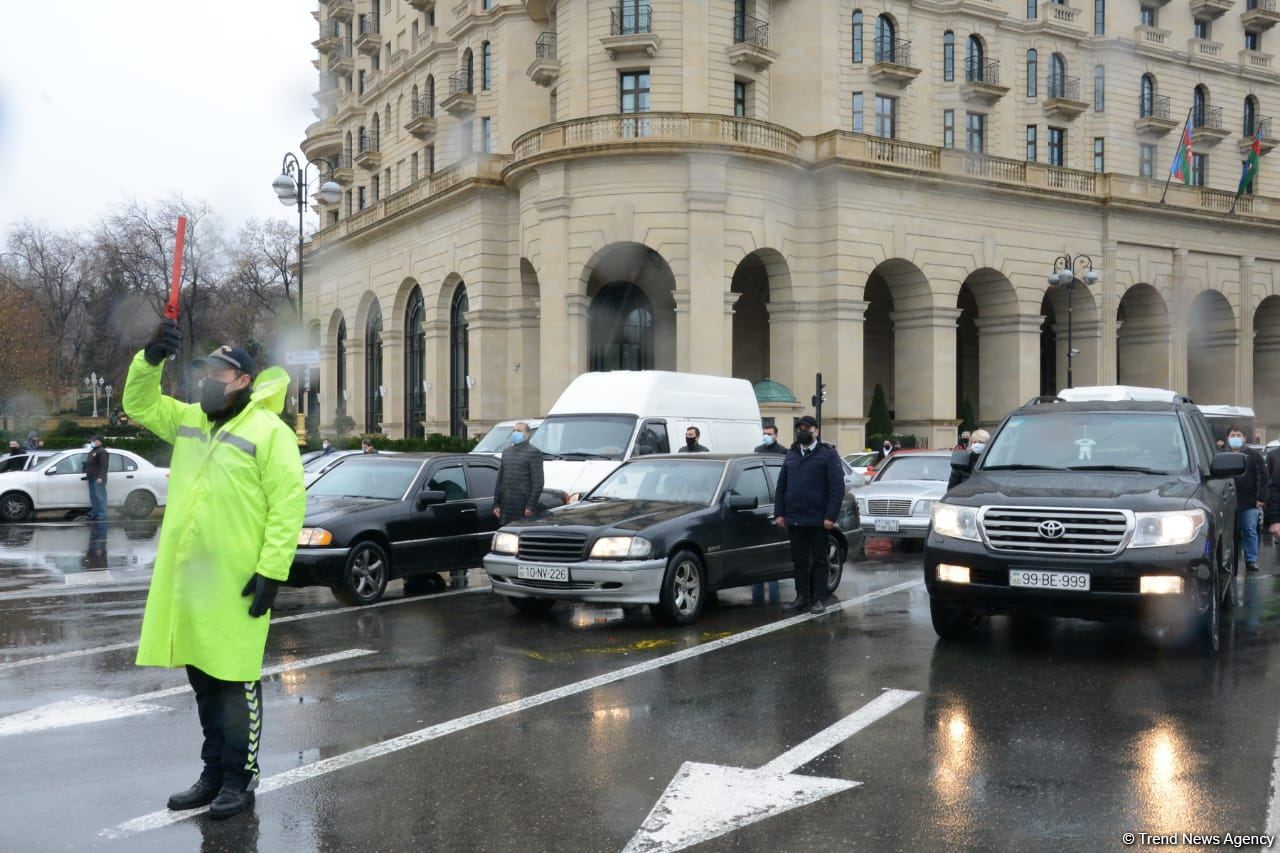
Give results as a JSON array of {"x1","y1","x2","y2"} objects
[
  {"x1": 1209, "y1": 452, "x2": 1247, "y2": 480},
  {"x1": 950, "y1": 448, "x2": 974, "y2": 473},
  {"x1": 45, "y1": 468, "x2": 57, "y2": 476},
  {"x1": 416, "y1": 490, "x2": 446, "y2": 510},
  {"x1": 726, "y1": 494, "x2": 759, "y2": 511}
]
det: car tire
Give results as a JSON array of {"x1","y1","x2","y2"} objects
[
  {"x1": 508, "y1": 597, "x2": 556, "y2": 615},
  {"x1": 333, "y1": 540, "x2": 390, "y2": 606},
  {"x1": 930, "y1": 597, "x2": 981, "y2": 641},
  {"x1": 824, "y1": 534, "x2": 847, "y2": 595},
  {"x1": 1199, "y1": 567, "x2": 1221, "y2": 656},
  {"x1": 1220, "y1": 544, "x2": 1236, "y2": 612},
  {"x1": 0, "y1": 492, "x2": 32, "y2": 523},
  {"x1": 123, "y1": 489, "x2": 157, "y2": 519},
  {"x1": 651, "y1": 550, "x2": 706, "y2": 626}
]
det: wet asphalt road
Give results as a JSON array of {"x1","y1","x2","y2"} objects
[{"x1": 3, "y1": 523, "x2": 1280, "y2": 851}]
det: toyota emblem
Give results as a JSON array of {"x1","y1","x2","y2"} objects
[{"x1": 1038, "y1": 520, "x2": 1066, "y2": 539}]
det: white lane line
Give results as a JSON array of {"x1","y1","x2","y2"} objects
[
  {"x1": 760, "y1": 688, "x2": 921, "y2": 775},
  {"x1": 1267, "y1": 714, "x2": 1280, "y2": 837},
  {"x1": 0, "y1": 649, "x2": 377, "y2": 737},
  {"x1": 0, "y1": 584, "x2": 489, "y2": 672},
  {"x1": 102, "y1": 578, "x2": 923, "y2": 839}
]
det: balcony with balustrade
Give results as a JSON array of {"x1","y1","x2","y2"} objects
[
  {"x1": 601, "y1": 4, "x2": 660, "y2": 58},
  {"x1": 1134, "y1": 24, "x2": 1174, "y2": 57},
  {"x1": 303, "y1": 118, "x2": 343, "y2": 161},
  {"x1": 1190, "y1": 0, "x2": 1235, "y2": 18},
  {"x1": 869, "y1": 38, "x2": 920, "y2": 86},
  {"x1": 1135, "y1": 94, "x2": 1179, "y2": 135},
  {"x1": 1239, "y1": 48, "x2": 1277, "y2": 77},
  {"x1": 527, "y1": 31, "x2": 560, "y2": 86},
  {"x1": 1043, "y1": 74, "x2": 1087, "y2": 119},
  {"x1": 356, "y1": 15, "x2": 381, "y2": 54},
  {"x1": 726, "y1": 13, "x2": 776, "y2": 70},
  {"x1": 405, "y1": 96, "x2": 438, "y2": 139},
  {"x1": 1034, "y1": 2, "x2": 1086, "y2": 37},
  {"x1": 1188, "y1": 36, "x2": 1226, "y2": 66},
  {"x1": 355, "y1": 131, "x2": 381, "y2": 169},
  {"x1": 314, "y1": 20, "x2": 342, "y2": 53},
  {"x1": 961, "y1": 57, "x2": 1008, "y2": 104},
  {"x1": 1241, "y1": 116, "x2": 1278, "y2": 152},
  {"x1": 1243, "y1": 0, "x2": 1280, "y2": 28},
  {"x1": 1194, "y1": 105, "x2": 1232, "y2": 142},
  {"x1": 329, "y1": 152, "x2": 355, "y2": 185},
  {"x1": 408, "y1": 0, "x2": 436, "y2": 9},
  {"x1": 442, "y1": 69, "x2": 476, "y2": 114},
  {"x1": 327, "y1": 0, "x2": 354, "y2": 21}
]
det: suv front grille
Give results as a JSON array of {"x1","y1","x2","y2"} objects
[
  {"x1": 981, "y1": 507, "x2": 1129, "y2": 555},
  {"x1": 517, "y1": 532, "x2": 587, "y2": 563},
  {"x1": 867, "y1": 499, "x2": 913, "y2": 517}
]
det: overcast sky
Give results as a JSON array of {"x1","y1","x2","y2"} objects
[{"x1": 0, "y1": 1, "x2": 318, "y2": 239}]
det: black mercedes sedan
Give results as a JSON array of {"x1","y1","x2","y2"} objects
[
  {"x1": 484, "y1": 454, "x2": 863, "y2": 625},
  {"x1": 291, "y1": 452, "x2": 565, "y2": 605}
]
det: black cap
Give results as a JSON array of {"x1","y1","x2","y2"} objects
[
  {"x1": 193, "y1": 345, "x2": 257, "y2": 378},
  {"x1": 797, "y1": 415, "x2": 819, "y2": 428},
  {"x1": 90, "y1": 435, "x2": 103, "y2": 442}
]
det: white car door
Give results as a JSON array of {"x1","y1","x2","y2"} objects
[
  {"x1": 37, "y1": 453, "x2": 89, "y2": 508},
  {"x1": 105, "y1": 453, "x2": 140, "y2": 507}
]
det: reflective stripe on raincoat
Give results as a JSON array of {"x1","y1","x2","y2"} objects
[{"x1": 123, "y1": 351, "x2": 305, "y2": 682}]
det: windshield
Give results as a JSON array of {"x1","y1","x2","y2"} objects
[
  {"x1": 589, "y1": 460, "x2": 724, "y2": 504},
  {"x1": 982, "y1": 413, "x2": 1190, "y2": 473},
  {"x1": 473, "y1": 424, "x2": 538, "y2": 454},
  {"x1": 846, "y1": 452, "x2": 878, "y2": 467},
  {"x1": 874, "y1": 455, "x2": 951, "y2": 482},
  {"x1": 531, "y1": 415, "x2": 637, "y2": 460},
  {"x1": 308, "y1": 459, "x2": 421, "y2": 500}
]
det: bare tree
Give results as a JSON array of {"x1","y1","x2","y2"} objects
[{"x1": 228, "y1": 218, "x2": 298, "y2": 318}]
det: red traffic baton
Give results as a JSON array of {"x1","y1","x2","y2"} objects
[{"x1": 164, "y1": 215, "x2": 187, "y2": 321}]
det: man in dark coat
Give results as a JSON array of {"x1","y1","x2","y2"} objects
[
  {"x1": 774, "y1": 416, "x2": 845, "y2": 614},
  {"x1": 1228, "y1": 426, "x2": 1268, "y2": 572},
  {"x1": 678, "y1": 426, "x2": 709, "y2": 453},
  {"x1": 494, "y1": 422, "x2": 545, "y2": 524},
  {"x1": 754, "y1": 425, "x2": 786, "y2": 454},
  {"x1": 24, "y1": 431, "x2": 40, "y2": 451},
  {"x1": 1267, "y1": 452, "x2": 1280, "y2": 550},
  {"x1": 84, "y1": 435, "x2": 109, "y2": 521}
]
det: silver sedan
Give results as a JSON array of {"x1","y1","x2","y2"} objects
[{"x1": 854, "y1": 450, "x2": 954, "y2": 539}]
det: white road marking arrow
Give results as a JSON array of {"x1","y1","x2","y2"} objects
[
  {"x1": 0, "y1": 648, "x2": 376, "y2": 737},
  {"x1": 622, "y1": 688, "x2": 920, "y2": 853}
]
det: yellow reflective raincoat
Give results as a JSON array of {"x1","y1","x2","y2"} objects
[{"x1": 123, "y1": 351, "x2": 306, "y2": 682}]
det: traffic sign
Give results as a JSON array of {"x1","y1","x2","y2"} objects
[{"x1": 285, "y1": 350, "x2": 322, "y2": 366}]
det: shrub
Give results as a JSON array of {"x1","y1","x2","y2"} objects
[{"x1": 867, "y1": 383, "x2": 892, "y2": 439}]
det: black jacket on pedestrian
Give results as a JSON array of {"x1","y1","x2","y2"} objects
[
  {"x1": 495, "y1": 441, "x2": 544, "y2": 521},
  {"x1": 753, "y1": 441, "x2": 786, "y2": 454},
  {"x1": 1266, "y1": 470, "x2": 1280, "y2": 528},
  {"x1": 1233, "y1": 447, "x2": 1268, "y2": 508},
  {"x1": 678, "y1": 443, "x2": 709, "y2": 453},
  {"x1": 946, "y1": 450, "x2": 979, "y2": 491},
  {"x1": 1267, "y1": 446, "x2": 1280, "y2": 482},
  {"x1": 775, "y1": 441, "x2": 844, "y2": 527},
  {"x1": 85, "y1": 445, "x2": 109, "y2": 482}
]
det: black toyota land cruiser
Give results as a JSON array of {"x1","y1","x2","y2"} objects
[{"x1": 923, "y1": 389, "x2": 1247, "y2": 653}]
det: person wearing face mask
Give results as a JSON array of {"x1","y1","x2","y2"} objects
[
  {"x1": 123, "y1": 319, "x2": 305, "y2": 820},
  {"x1": 774, "y1": 416, "x2": 845, "y2": 614},
  {"x1": 494, "y1": 422, "x2": 545, "y2": 524},
  {"x1": 754, "y1": 424, "x2": 786, "y2": 455},
  {"x1": 947, "y1": 428, "x2": 989, "y2": 491},
  {"x1": 84, "y1": 435, "x2": 109, "y2": 521},
  {"x1": 678, "y1": 425, "x2": 709, "y2": 453},
  {"x1": 953, "y1": 431, "x2": 971, "y2": 451},
  {"x1": 1226, "y1": 426, "x2": 1268, "y2": 573},
  {"x1": 876, "y1": 439, "x2": 894, "y2": 464},
  {"x1": 319, "y1": 438, "x2": 335, "y2": 456}
]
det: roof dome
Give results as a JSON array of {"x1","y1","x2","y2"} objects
[{"x1": 753, "y1": 378, "x2": 797, "y2": 404}]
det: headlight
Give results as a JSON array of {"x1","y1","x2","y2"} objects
[
  {"x1": 298, "y1": 528, "x2": 333, "y2": 547},
  {"x1": 589, "y1": 536, "x2": 653, "y2": 560},
  {"x1": 855, "y1": 496, "x2": 867, "y2": 515},
  {"x1": 931, "y1": 503, "x2": 981, "y2": 542},
  {"x1": 492, "y1": 531, "x2": 518, "y2": 555},
  {"x1": 913, "y1": 499, "x2": 935, "y2": 518},
  {"x1": 1129, "y1": 509, "x2": 1206, "y2": 548}
]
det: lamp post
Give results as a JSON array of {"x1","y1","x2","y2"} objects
[
  {"x1": 1047, "y1": 253, "x2": 1100, "y2": 390},
  {"x1": 105, "y1": 384, "x2": 113, "y2": 421},
  {"x1": 84, "y1": 373, "x2": 103, "y2": 419}
]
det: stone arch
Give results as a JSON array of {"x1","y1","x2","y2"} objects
[
  {"x1": 863, "y1": 258, "x2": 941, "y2": 437},
  {"x1": 1041, "y1": 277, "x2": 1101, "y2": 393},
  {"x1": 354, "y1": 288, "x2": 383, "y2": 332},
  {"x1": 1254, "y1": 296, "x2": 1280, "y2": 439},
  {"x1": 730, "y1": 247, "x2": 791, "y2": 386},
  {"x1": 517, "y1": 258, "x2": 542, "y2": 412},
  {"x1": 955, "y1": 269, "x2": 1020, "y2": 425},
  {"x1": 327, "y1": 307, "x2": 349, "y2": 421},
  {"x1": 1187, "y1": 288, "x2": 1237, "y2": 403},
  {"x1": 390, "y1": 276, "x2": 424, "y2": 332},
  {"x1": 1116, "y1": 283, "x2": 1170, "y2": 388},
  {"x1": 403, "y1": 282, "x2": 427, "y2": 438},
  {"x1": 579, "y1": 242, "x2": 678, "y2": 372}
]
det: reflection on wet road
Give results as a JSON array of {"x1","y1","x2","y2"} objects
[{"x1": 3, "y1": 526, "x2": 1280, "y2": 851}]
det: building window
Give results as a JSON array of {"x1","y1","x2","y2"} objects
[
  {"x1": 1193, "y1": 85, "x2": 1208, "y2": 127},
  {"x1": 966, "y1": 36, "x2": 983, "y2": 81},
  {"x1": 1140, "y1": 142, "x2": 1156, "y2": 178},
  {"x1": 620, "y1": 70, "x2": 651, "y2": 136},
  {"x1": 481, "y1": 117, "x2": 492, "y2": 153},
  {"x1": 364, "y1": 304, "x2": 383, "y2": 434},
  {"x1": 358, "y1": 69, "x2": 367, "y2": 95},
  {"x1": 1049, "y1": 53, "x2": 1067, "y2": 98},
  {"x1": 590, "y1": 283, "x2": 654, "y2": 371},
  {"x1": 1093, "y1": 66, "x2": 1105, "y2": 111},
  {"x1": 734, "y1": 80, "x2": 748, "y2": 116},
  {"x1": 853, "y1": 10, "x2": 863, "y2": 63},
  {"x1": 427, "y1": 144, "x2": 436, "y2": 174},
  {"x1": 1094, "y1": 0, "x2": 1105, "y2": 35},
  {"x1": 1194, "y1": 19, "x2": 1210, "y2": 40},
  {"x1": 852, "y1": 91, "x2": 864, "y2": 133},
  {"x1": 336, "y1": 319, "x2": 347, "y2": 417},
  {"x1": 1140, "y1": 5, "x2": 1156, "y2": 26},
  {"x1": 944, "y1": 31, "x2": 955, "y2": 82},
  {"x1": 411, "y1": 152, "x2": 419, "y2": 183},
  {"x1": 357, "y1": 185, "x2": 367, "y2": 210},
  {"x1": 1048, "y1": 126, "x2": 1065, "y2": 166},
  {"x1": 1026, "y1": 49, "x2": 1038, "y2": 98},
  {"x1": 1246, "y1": 30, "x2": 1261, "y2": 51},
  {"x1": 874, "y1": 15, "x2": 896, "y2": 62},
  {"x1": 875, "y1": 95, "x2": 897, "y2": 138},
  {"x1": 463, "y1": 48, "x2": 474, "y2": 92},
  {"x1": 404, "y1": 288, "x2": 426, "y2": 438},
  {"x1": 1028, "y1": 0, "x2": 1038, "y2": 18},
  {"x1": 1140, "y1": 74, "x2": 1155, "y2": 117},
  {"x1": 371, "y1": 174, "x2": 380, "y2": 202},
  {"x1": 1191, "y1": 152, "x2": 1207, "y2": 186},
  {"x1": 449, "y1": 285, "x2": 470, "y2": 439},
  {"x1": 426, "y1": 74, "x2": 436, "y2": 116},
  {"x1": 481, "y1": 41, "x2": 492, "y2": 90},
  {"x1": 1093, "y1": 138, "x2": 1105, "y2": 172},
  {"x1": 344, "y1": 189, "x2": 352, "y2": 217},
  {"x1": 1245, "y1": 95, "x2": 1260, "y2": 135},
  {"x1": 549, "y1": 87, "x2": 558, "y2": 122},
  {"x1": 1026, "y1": 124, "x2": 1038, "y2": 161},
  {"x1": 944, "y1": 110, "x2": 955, "y2": 148},
  {"x1": 966, "y1": 112, "x2": 985, "y2": 153}
]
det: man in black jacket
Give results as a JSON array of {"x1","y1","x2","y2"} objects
[
  {"x1": 678, "y1": 426, "x2": 709, "y2": 453},
  {"x1": 754, "y1": 425, "x2": 786, "y2": 454},
  {"x1": 84, "y1": 435, "x2": 109, "y2": 521},
  {"x1": 774, "y1": 416, "x2": 845, "y2": 614},
  {"x1": 1267, "y1": 451, "x2": 1280, "y2": 551},
  {"x1": 1228, "y1": 426, "x2": 1268, "y2": 572},
  {"x1": 494, "y1": 422, "x2": 545, "y2": 524}
]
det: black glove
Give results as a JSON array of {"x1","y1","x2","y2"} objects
[
  {"x1": 241, "y1": 573, "x2": 280, "y2": 618},
  {"x1": 143, "y1": 318, "x2": 181, "y2": 366}
]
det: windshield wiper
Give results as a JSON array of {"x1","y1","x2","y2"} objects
[
  {"x1": 559, "y1": 452, "x2": 614, "y2": 460},
  {"x1": 536, "y1": 450, "x2": 564, "y2": 460},
  {"x1": 582, "y1": 495, "x2": 614, "y2": 502},
  {"x1": 981, "y1": 464, "x2": 1060, "y2": 471},
  {"x1": 1065, "y1": 465, "x2": 1164, "y2": 474}
]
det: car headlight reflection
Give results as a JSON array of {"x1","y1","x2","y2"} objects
[
  {"x1": 589, "y1": 536, "x2": 653, "y2": 560},
  {"x1": 492, "y1": 531, "x2": 519, "y2": 555},
  {"x1": 298, "y1": 528, "x2": 334, "y2": 547},
  {"x1": 1129, "y1": 510, "x2": 1206, "y2": 548},
  {"x1": 931, "y1": 503, "x2": 981, "y2": 542},
  {"x1": 913, "y1": 499, "x2": 935, "y2": 518}
]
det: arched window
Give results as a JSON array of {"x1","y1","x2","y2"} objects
[
  {"x1": 944, "y1": 31, "x2": 954, "y2": 82},
  {"x1": 1049, "y1": 53, "x2": 1066, "y2": 98},
  {"x1": 364, "y1": 304, "x2": 383, "y2": 434},
  {"x1": 481, "y1": 41, "x2": 492, "y2": 90},
  {"x1": 463, "y1": 48, "x2": 474, "y2": 93},
  {"x1": 1140, "y1": 73, "x2": 1156, "y2": 118},
  {"x1": 404, "y1": 288, "x2": 426, "y2": 438},
  {"x1": 1094, "y1": 0, "x2": 1105, "y2": 35},
  {"x1": 1026, "y1": 49, "x2": 1038, "y2": 98},
  {"x1": 1193, "y1": 84, "x2": 1208, "y2": 127},
  {"x1": 966, "y1": 35, "x2": 983, "y2": 82},
  {"x1": 336, "y1": 319, "x2": 347, "y2": 417},
  {"x1": 384, "y1": 104, "x2": 391, "y2": 137},
  {"x1": 344, "y1": 130, "x2": 353, "y2": 164},
  {"x1": 1245, "y1": 94, "x2": 1260, "y2": 136},
  {"x1": 852, "y1": 11, "x2": 863, "y2": 63},
  {"x1": 874, "y1": 15, "x2": 896, "y2": 63},
  {"x1": 449, "y1": 285, "x2": 470, "y2": 438},
  {"x1": 590, "y1": 283, "x2": 655, "y2": 371},
  {"x1": 1093, "y1": 65, "x2": 1105, "y2": 112},
  {"x1": 411, "y1": 84, "x2": 420, "y2": 116},
  {"x1": 370, "y1": 113, "x2": 380, "y2": 149},
  {"x1": 357, "y1": 124, "x2": 368, "y2": 152},
  {"x1": 426, "y1": 74, "x2": 436, "y2": 116}
]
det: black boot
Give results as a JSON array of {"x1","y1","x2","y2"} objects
[
  {"x1": 783, "y1": 597, "x2": 809, "y2": 613},
  {"x1": 809, "y1": 599, "x2": 826, "y2": 614},
  {"x1": 167, "y1": 776, "x2": 221, "y2": 811},
  {"x1": 209, "y1": 786, "x2": 255, "y2": 820},
  {"x1": 1248, "y1": 562, "x2": 1259, "y2": 573}
]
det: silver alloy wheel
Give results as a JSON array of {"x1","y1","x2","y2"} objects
[
  {"x1": 124, "y1": 490, "x2": 155, "y2": 518},
  {"x1": 827, "y1": 540, "x2": 842, "y2": 589},
  {"x1": 1, "y1": 494, "x2": 29, "y2": 521},
  {"x1": 672, "y1": 559, "x2": 700, "y2": 615},
  {"x1": 352, "y1": 546, "x2": 385, "y2": 599}
]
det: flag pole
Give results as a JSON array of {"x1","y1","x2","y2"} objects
[{"x1": 1160, "y1": 107, "x2": 1194, "y2": 205}]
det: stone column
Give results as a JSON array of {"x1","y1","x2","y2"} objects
[
  {"x1": 423, "y1": 318, "x2": 449, "y2": 436},
  {"x1": 974, "y1": 315, "x2": 1043, "y2": 423},
  {"x1": 565, "y1": 293, "x2": 591, "y2": 379},
  {"x1": 517, "y1": 302, "x2": 541, "y2": 418},
  {"x1": 535, "y1": 171, "x2": 573, "y2": 414},
  {"x1": 347, "y1": 337, "x2": 366, "y2": 434},
  {"x1": 766, "y1": 300, "x2": 802, "y2": 399},
  {"x1": 889, "y1": 305, "x2": 961, "y2": 449},
  {"x1": 319, "y1": 342, "x2": 338, "y2": 435},
  {"x1": 380, "y1": 336, "x2": 404, "y2": 438},
  {"x1": 673, "y1": 290, "x2": 692, "y2": 372},
  {"x1": 1099, "y1": 241, "x2": 1118, "y2": 383},
  {"x1": 1170, "y1": 248, "x2": 1190, "y2": 395},
  {"x1": 723, "y1": 291, "x2": 740, "y2": 373},
  {"x1": 465, "y1": 307, "x2": 510, "y2": 436},
  {"x1": 686, "y1": 157, "x2": 730, "y2": 375},
  {"x1": 1237, "y1": 256, "x2": 1255, "y2": 407},
  {"x1": 818, "y1": 298, "x2": 868, "y2": 452}
]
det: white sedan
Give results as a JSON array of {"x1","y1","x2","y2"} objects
[{"x1": 0, "y1": 448, "x2": 169, "y2": 522}]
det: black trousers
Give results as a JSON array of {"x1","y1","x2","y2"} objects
[
  {"x1": 186, "y1": 665, "x2": 262, "y2": 791},
  {"x1": 789, "y1": 525, "x2": 829, "y2": 602}
]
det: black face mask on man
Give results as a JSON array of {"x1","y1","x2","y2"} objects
[
  {"x1": 200, "y1": 376, "x2": 247, "y2": 417},
  {"x1": 796, "y1": 428, "x2": 815, "y2": 446},
  {"x1": 685, "y1": 436, "x2": 699, "y2": 448}
]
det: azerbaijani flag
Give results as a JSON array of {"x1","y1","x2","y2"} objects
[
  {"x1": 1236, "y1": 122, "x2": 1263, "y2": 201},
  {"x1": 1169, "y1": 113, "x2": 1194, "y2": 184}
]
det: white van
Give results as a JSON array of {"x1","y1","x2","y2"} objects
[{"x1": 531, "y1": 371, "x2": 763, "y2": 496}]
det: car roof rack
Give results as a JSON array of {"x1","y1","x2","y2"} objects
[{"x1": 1022, "y1": 395, "x2": 1065, "y2": 407}]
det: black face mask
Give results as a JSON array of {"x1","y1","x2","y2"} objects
[
  {"x1": 685, "y1": 436, "x2": 699, "y2": 448},
  {"x1": 796, "y1": 429, "x2": 815, "y2": 446},
  {"x1": 200, "y1": 377, "x2": 247, "y2": 417},
  {"x1": 958, "y1": 437, "x2": 969, "y2": 447}
]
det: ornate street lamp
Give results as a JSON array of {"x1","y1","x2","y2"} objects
[{"x1": 1047, "y1": 254, "x2": 1100, "y2": 390}]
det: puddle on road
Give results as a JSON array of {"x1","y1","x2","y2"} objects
[{"x1": 0, "y1": 521, "x2": 159, "y2": 593}]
